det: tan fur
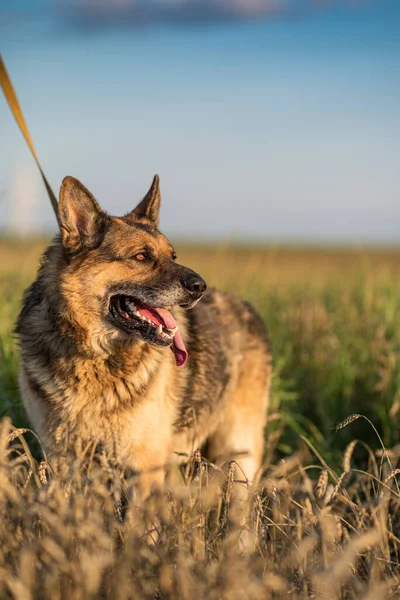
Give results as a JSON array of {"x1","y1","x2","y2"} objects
[{"x1": 16, "y1": 175, "x2": 272, "y2": 504}]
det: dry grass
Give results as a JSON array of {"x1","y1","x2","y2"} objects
[
  {"x1": 1, "y1": 417, "x2": 400, "y2": 599},
  {"x1": 1, "y1": 238, "x2": 400, "y2": 598}
]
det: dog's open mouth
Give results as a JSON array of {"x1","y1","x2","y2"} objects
[{"x1": 109, "y1": 295, "x2": 188, "y2": 367}]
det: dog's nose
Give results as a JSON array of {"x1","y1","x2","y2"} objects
[{"x1": 182, "y1": 273, "x2": 207, "y2": 298}]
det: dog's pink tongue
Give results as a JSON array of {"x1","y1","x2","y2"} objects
[
  {"x1": 170, "y1": 329, "x2": 188, "y2": 367},
  {"x1": 152, "y1": 307, "x2": 188, "y2": 367}
]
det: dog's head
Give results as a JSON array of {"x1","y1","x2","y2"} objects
[{"x1": 57, "y1": 175, "x2": 206, "y2": 365}]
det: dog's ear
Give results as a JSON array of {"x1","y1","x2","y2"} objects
[
  {"x1": 129, "y1": 175, "x2": 161, "y2": 227},
  {"x1": 58, "y1": 176, "x2": 106, "y2": 252}
]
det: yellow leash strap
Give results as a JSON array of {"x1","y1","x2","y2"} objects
[{"x1": 0, "y1": 53, "x2": 60, "y2": 226}]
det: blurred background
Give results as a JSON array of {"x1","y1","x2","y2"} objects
[
  {"x1": 1, "y1": 0, "x2": 399, "y2": 243},
  {"x1": 1, "y1": 1, "x2": 400, "y2": 462}
]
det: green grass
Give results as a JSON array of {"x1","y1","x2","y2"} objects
[{"x1": 1, "y1": 238, "x2": 400, "y2": 466}]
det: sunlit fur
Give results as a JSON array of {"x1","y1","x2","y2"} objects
[{"x1": 16, "y1": 175, "x2": 272, "y2": 503}]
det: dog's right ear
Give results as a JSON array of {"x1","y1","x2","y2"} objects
[
  {"x1": 58, "y1": 176, "x2": 106, "y2": 252},
  {"x1": 128, "y1": 175, "x2": 161, "y2": 227}
]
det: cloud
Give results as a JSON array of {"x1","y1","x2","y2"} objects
[
  {"x1": 0, "y1": 1, "x2": 371, "y2": 30},
  {"x1": 57, "y1": 0, "x2": 362, "y2": 29}
]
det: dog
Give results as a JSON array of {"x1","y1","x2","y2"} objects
[{"x1": 16, "y1": 175, "x2": 271, "y2": 502}]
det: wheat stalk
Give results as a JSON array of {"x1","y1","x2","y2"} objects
[
  {"x1": 343, "y1": 439, "x2": 358, "y2": 472},
  {"x1": 315, "y1": 469, "x2": 328, "y2": 500}
]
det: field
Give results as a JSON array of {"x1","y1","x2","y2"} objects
[{"x1": 1, "y1": 238, "x2": 400, "y2": 599}]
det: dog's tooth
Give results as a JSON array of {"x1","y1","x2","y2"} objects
[
  {"x1": 134, "y1": 310, "x2": 141, "y2": 317},
  {"x1": 169, "y1": 327, "x2": 179, "y2": 334},
  {"x1": 156, "y1": 324, "x2": 162, "y2": 334}
]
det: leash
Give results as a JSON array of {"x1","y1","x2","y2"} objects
[{"x1": 0, "y1": 53, "x2": 60, "y2": 227}]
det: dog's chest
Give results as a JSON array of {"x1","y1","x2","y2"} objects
[{"x1": 58, "y1": 353, "x2": 179, "y2": 442}]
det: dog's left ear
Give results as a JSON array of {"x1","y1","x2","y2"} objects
[{"x1": 129, "y1": 175, "x2": 161, "y2": 227}]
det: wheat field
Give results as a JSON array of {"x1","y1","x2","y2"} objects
[{"x1": 1, "y1": 238, "x2": 400, "y2": 599}]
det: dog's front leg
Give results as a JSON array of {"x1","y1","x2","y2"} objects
[
  {"x1": 123, "y1": 448, "x2": 170, "y2": 543},
  {"x1": 134, "y1": 460, "x2": 167, "y2": 504}
]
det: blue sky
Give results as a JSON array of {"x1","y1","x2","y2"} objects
[{"x1": 1, "y1": 0, "x2": 399, "y2": 242}]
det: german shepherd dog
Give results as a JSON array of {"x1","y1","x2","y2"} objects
[{"x1": 16, "y1": 175, "x2": 271, "y2": 503}]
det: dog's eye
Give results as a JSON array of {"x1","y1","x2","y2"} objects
[{"x1": 134, "y1": 253, "x2": 148, "y2": 262}]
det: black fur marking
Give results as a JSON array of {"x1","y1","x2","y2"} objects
[
  {"x1": 15, "y1": 281, "x2": 43, "y2": 336},
  {"x1": 24, "y1": 368, "x2": 51, "y2": 404},
  {"x1": 121, "y1": 218, "x2": 158, "y2": 237},
  {"x1": 177, "y1": 292, "x2": 230, "y2": 429}
]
